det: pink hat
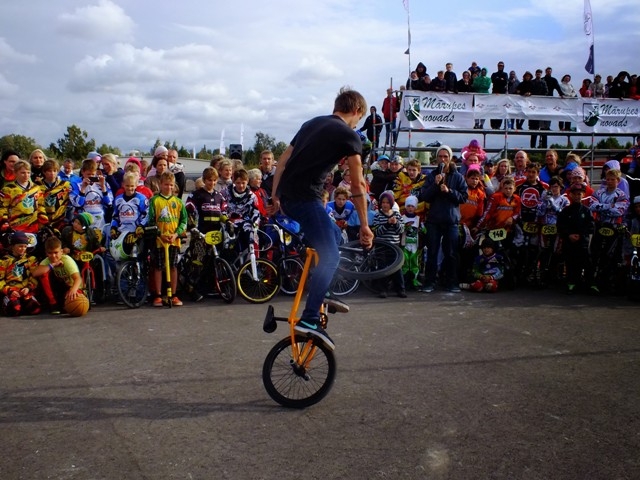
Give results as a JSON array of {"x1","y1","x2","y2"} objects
[{"x1": 466, "y1": 164, "x2": 482, "y2": 176}]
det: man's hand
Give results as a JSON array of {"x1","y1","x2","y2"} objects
[{"x1": 359, "y1": 226, "x2": 374, "y2": 249}]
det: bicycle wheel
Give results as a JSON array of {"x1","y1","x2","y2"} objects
[
  {"x1": 83, "y1": 268, "x2": 94, "y2": 306},
  {"x1": 329, "y1": 257, "x2": 360, "y2": 296},
  {"x1": 236, "y1": 258, "x2": 279, "y2": 304},
  {"x1": 337, "y1": 239, "x2": 404, "y2": 280},
  {"x1": 262, "y1": 335, "x2": 337, "y2": 408},
  {"x1": 213, "y1": 257, "x2": 236, "y2": 304},
  {"x1": 278, "y1": 257, "x2": 304, "y2": 295},
  {"x1": 116, "y1": 261, "x2": 148, "y2": 308}
]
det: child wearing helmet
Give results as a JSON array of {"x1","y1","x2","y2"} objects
[{"x1": 462, "y1": 238, "x2": 504, "y2": 292}]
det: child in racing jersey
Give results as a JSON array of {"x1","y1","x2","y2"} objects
[
  {"x1": 110, "y1": 172, "x2": 149, "y2": 237},
  {"x1": 69, "y1": 158, "x2": 114, "y2": 233},
  {"x1": 0, "y1": 160, "x2": 48, "y2": 234},
  {"x1": 222, "y1": 169, "x2": 260, "y2": 256},
  {"x1": 40, "y1": 159, "x2": 72, "y2": 231}
]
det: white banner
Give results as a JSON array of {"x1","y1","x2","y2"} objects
[
  {"x1": 401, "y1": 92, "x2": 475, "y2": 129},
  {"x1": 400, "y1": 91, "x2": 640, "y2": 134},
  {"x1": 578, "y1": 100, "x2": 640, "y2": 133}
]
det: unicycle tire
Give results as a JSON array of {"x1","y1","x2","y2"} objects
[{"x1": 262, "y1": 335, "x2": 337, "y2": 408}]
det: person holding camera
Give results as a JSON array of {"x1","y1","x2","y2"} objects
[{"x1": 69, "y1": 158, "x2": 114, "y2": 233}]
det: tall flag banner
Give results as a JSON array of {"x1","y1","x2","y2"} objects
[
  {"x1": 219, "y1": 129, "x2": 226, "y2": 155},
  {"x1": 584, "y1": 0, "x2": 594, "y2": 74}
]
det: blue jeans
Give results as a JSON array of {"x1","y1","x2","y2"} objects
[
  {"x1": 281, "y1": 198, "x2": 342, "y2": 321},
  {"x1": 425, "y1": 223, "x2": 459, "y2": 288}
]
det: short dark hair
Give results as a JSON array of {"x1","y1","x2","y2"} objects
[{"x1": 333, "y1": 86, "x2": 367, "y2": 116}]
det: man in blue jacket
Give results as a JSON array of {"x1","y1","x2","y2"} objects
[{"x1": 417, "y1": 145, "x2": 468, "y2": 293}]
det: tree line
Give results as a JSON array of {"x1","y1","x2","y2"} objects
[{"x1": 0, "y1": 125, "x2": 288, "y2": 167}]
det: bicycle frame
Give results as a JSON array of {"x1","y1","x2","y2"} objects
[{"x1": 264, "y1": 246, "x2": 321, "y2": 367}]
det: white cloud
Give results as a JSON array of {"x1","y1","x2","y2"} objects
[
  {"x1": 287, "y1": 57, "x2": 344, "y2": 85},
  {"x1": 0, "y1": 38, "x2": 37, "y2": 64},
  {"x1": 57, "y1": 0, "x2": 135, "y2": 42}
]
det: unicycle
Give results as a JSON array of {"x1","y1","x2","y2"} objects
[{"x1": 262, "y1": 239, "x2": 403, "y2": 408}]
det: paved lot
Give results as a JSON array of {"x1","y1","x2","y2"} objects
[{"x1": 1, "y1": 289, "x2": 639, "y2": 480}]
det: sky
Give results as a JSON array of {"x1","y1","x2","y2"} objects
[{"x1": 1, "y1": 0, "x2": 638, "y2": 155}]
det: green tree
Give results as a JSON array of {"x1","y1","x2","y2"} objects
[
  {"x1": 596, "y1": 137, "x2": 623, "y2": 149},
  {"x1": 178, "y1": 146, "x2": 191, "y2": 158},
  {"x1": 0, "y1": 134, "x2": 41, "y2": 159},
  {"x1": 196, "y1": 145, "x2": 213, "y2": 161},
  {"x1": 96, "y1": 144, "x2": 122, "y2": 156},
  {"x1": 51, "y1": 125, "x2": 96, "y2": 161}
]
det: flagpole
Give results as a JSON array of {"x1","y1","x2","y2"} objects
[{"x1": 403, "y1": 0, "x2": 411, "y2": 77}]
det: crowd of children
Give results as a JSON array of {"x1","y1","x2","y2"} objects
[
  {"x1": 0, "y1": 141, "x2": 638, "y2": 317},
  {"x1": 326, "y1": 142, "x2": 638, "y2": 296}
]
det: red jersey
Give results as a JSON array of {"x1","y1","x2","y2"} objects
[{"x1": 460, "y1": 186, "x2": 486, "y2": 228}]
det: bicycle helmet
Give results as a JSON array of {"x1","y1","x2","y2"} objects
[{"x1": 109, "y1": 231, "x2": 138, "y2": 261}]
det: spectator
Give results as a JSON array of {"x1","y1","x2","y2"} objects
[
  {"x1": 507, "y1": 71, "x2": 520, "y2": 129},
  {"x1": 559, "y1": 75, "x2": 578, "y2": 131},
  {"x1": 529, "y1": 69, "x2": 549, "y2": 148},
  {"x1": 416, "y1": 145, "x2": 468, "y2": 293},
  {"x1": 444, "y1": 63, "x2": 458, "y2": 93},
  {"x1": 369, "y1": 154, "x2": 395, "y2": 199},
  {"x1": 456, "y1": 71, "x2": 474, "y2": 93},
  {"x1": 579, "y1": 78, "x2": 593, "y2": 97},
  {"x1": 468, "y1": 61, "x2": 481, "y2": 77},
  {"x1": 381, "y1": 88, "x2": 400, "y2": 146},
  {"x1": 609, "y1": 71, "x2": 631, "y2": 98},
  {"x1": 589, "y1": 74, "x2": 605, "y2": 98},
  {"x1": 29, "y1": 149, "x2": 46, "y2": 184},
  {"x1": 512, "y1": 150, "x2": 529, "y2": 182},
  {"x1": 490, "y1": 61, "x2": 508, "y2": 129},
  {"x1": 359, "y1": 106, "x2": 383, "y2": 149},
  {"x1": 406, "y1": 62, "x2": 430, "y2": 91},
  {"x1": 472, "y1": 67, "x2": 491, "y2": 128},
  {"x1": 430, "y1": 71, "x2": 446, "y2": 92},
  {"x1": 490, "y1": 159, "x2": 512, "y2": 192},
  {"x1": 539, "y1": 150, "x2": 561, "y2": 184},
  {"x1": 258, "y1": 150, "x2": 276, "y2": 197}
]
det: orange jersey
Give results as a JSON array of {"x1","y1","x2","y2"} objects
[
  {"x1": 478, "y1": 192, "x2": 521, "y2": 231},
  {"x1": 460, "y1": 186, "x2": 486, "y2": 228}
]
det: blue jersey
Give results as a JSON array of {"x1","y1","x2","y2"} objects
[
  {"x1": 69, "y1": 179, "x2": 114, "y2": 230},
  {"x1": 111, "y1": 192, "x2": 149, "y2": 233}
]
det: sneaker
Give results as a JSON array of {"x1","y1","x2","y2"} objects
[
  {"x1": 590, "y1": 285, "x2": 600, "y2": 295},
  {"x1": 459, "y1": 283, "x2": 471, "y2": 290},
  {"x1": 397, "y1": 290, "x2": 407, "y2": 298},
  {"x1": 448, "y1": 285, "x2": 462, "y2": 293},
  {"x1": 50, "y1": 304, "x2": 61, "y2": 315},
  {"x1": 566, "y1": 284, "x2": 576, "y2": 294},
  {"x1": 171, "y1": 297, "x2": 183, "y2": 306},
  {"x1": 419, "y1": 284, "x2": 434, "y2": 293},
  {"x1": 153, "y1": 297, "x2": 163, "y2": 307},
  {"x1": 294, "y1": 319, "x2": 335, "y2": 350},
  {"x1": 323, "y1": 295, "x2": 350, "y2": 313}
]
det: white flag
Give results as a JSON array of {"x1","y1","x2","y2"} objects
[
  {"x1": 219, "y1": 129, "x2": 226, "y2": 155},
  {"x1": 584, "y1": 0, "x2": 594, "y2": 74}
]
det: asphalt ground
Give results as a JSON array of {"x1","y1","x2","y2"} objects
[{"x1": 1, "y1": 288, "x2": 639, "y2": 480}]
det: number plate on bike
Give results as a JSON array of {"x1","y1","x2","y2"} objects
[
  {"x1": 523, "y1": 222, "x2": 539, "y2": 234},
  {"x1": 205, "y1": 230, "x2": 223, "y2": 245},
  {"x1": 79, "y1": 251, "x2": 94, "y2": 262},
  {"x1": 541, "y1": 225, "x2": 557, "y2": 235},
  {"x1": 488, "y1": 228, "x2": 507, "y2": 241},
  {"x1": 598, "y1": 226, "x2": 615, "y2": 237},
  {"x1": 631, "y1": 234, "x2": 640, "y2": 248}
]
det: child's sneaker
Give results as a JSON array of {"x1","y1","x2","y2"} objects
[
  {"x1": 294, "y1": 319, "x2": 335, "y2": 350},
  {"x1": 152, "y1": 297, "x2": 163, "y2": 307},
  {"x1": 171, "y1": 297, "x2": 183, "y2": 306}
]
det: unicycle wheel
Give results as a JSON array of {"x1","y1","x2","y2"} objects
[{"x1": 262, "y1": 335, "x2": 336, "y2": 408}]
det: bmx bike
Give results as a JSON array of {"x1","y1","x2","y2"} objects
[{"x1": 261, "y1": 238, "x2": 403, "y2": 408}]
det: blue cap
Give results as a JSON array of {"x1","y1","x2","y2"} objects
[{"x1": 378, "y1": 154, "x2": 390, "y2": 162}]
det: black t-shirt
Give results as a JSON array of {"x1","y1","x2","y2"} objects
[{"x1": 278, "y1": 115, "x2": 362, "y2": 201}]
